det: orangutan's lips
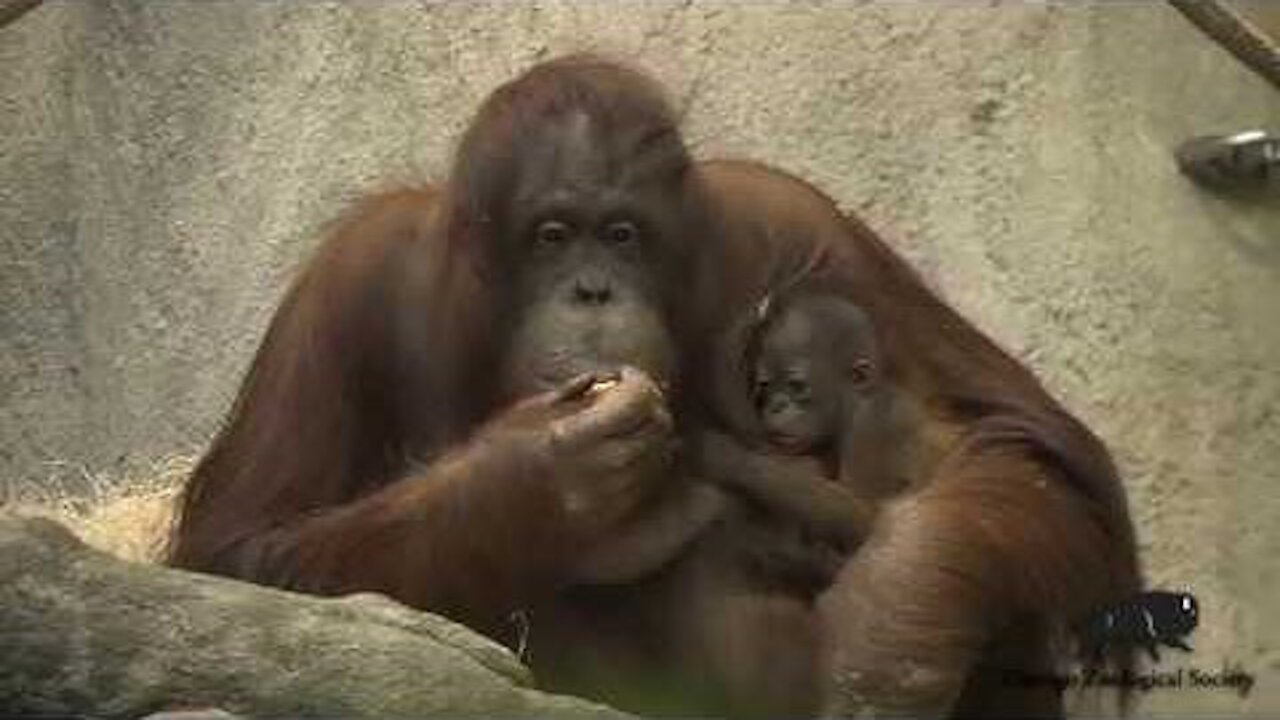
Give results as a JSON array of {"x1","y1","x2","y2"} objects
[
  {"x1": 768, "y1": 433, "x2": 811, "y2": 454},
  {"x1": 530, "y1": 351, "x2": 594, "y2": 386},
  {"x1": 531, "y1": 354, "x2": 623, "y2": 392}
]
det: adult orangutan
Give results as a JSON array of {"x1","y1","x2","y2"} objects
[
  {"x1": 168, "y1": 55, "x2": 703, "y2": 640},
  {"x1": 168, "y1": 54, "x2": 1140, "y2": 718}
]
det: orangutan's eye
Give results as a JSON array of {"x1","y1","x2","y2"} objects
[
  {"x1": 604, "y1": 220, "x2": 640, "y2": 245},
  {"x1": 534, "y1": 220, "x2": 572, "y2": 246}
]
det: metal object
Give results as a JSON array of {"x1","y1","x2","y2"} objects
[{"x1": 1175, "y1": 130, "x2": 1279, "y2": 189}]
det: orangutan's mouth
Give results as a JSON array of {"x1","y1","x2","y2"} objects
[
  {"x1": 530, "y1": 351, "x2": 618, "y2": 390},
  {"x1": 768, "y1": 433, "x2": 813, "y2": 454}
]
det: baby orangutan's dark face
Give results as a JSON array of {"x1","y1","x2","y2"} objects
[{"x1": 751, "y1": 307, "x2": 845, "y2": 454}]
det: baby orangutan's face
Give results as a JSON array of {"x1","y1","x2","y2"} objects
[{"x1": 751, "y1": 309, "x2": 842, "y2": 454}]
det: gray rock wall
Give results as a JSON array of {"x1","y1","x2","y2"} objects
[{"x1": 2, "y1": 2, "x2": 1277, "y2": 715}]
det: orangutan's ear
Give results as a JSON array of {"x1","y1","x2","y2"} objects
[{"x1": 847, "y1": 357, "x2": 877, "y2": 387}]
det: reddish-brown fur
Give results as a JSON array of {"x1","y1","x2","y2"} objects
[
  {"x1": 168, "y1": 57, "x2": 1140, "y2": 718},
  {"x1": 167, "y1": 57, "x2": 694, "y2": 643},
  {"x1": 691, "y1": 160, "x2": 1141, "y2": 716}
]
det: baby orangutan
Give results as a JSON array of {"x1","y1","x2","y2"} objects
[
  {"x1": 712, "y1": 290, "x2": 897, "y2": 551},
  {"x1": 557, "y1": 294, "x2": 907, "y2": 717},
  {"x1": 660, "y1": 290, "x2": 913, "y2": 717},
  {"x1": 571, "y1": 291, "x2": 896, "y2": 587}
]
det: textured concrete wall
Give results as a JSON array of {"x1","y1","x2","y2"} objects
[{"x1": 2, "y1": 2, "x2": 1277, "y2": 716}]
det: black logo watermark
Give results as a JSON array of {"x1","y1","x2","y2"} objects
[
  {"x1": 1000, "y1": 589, "x2": 1257, "y2": 698},
  {"x1": 1079, "y1": 590, "x2": 1198, "y2": 662}
]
